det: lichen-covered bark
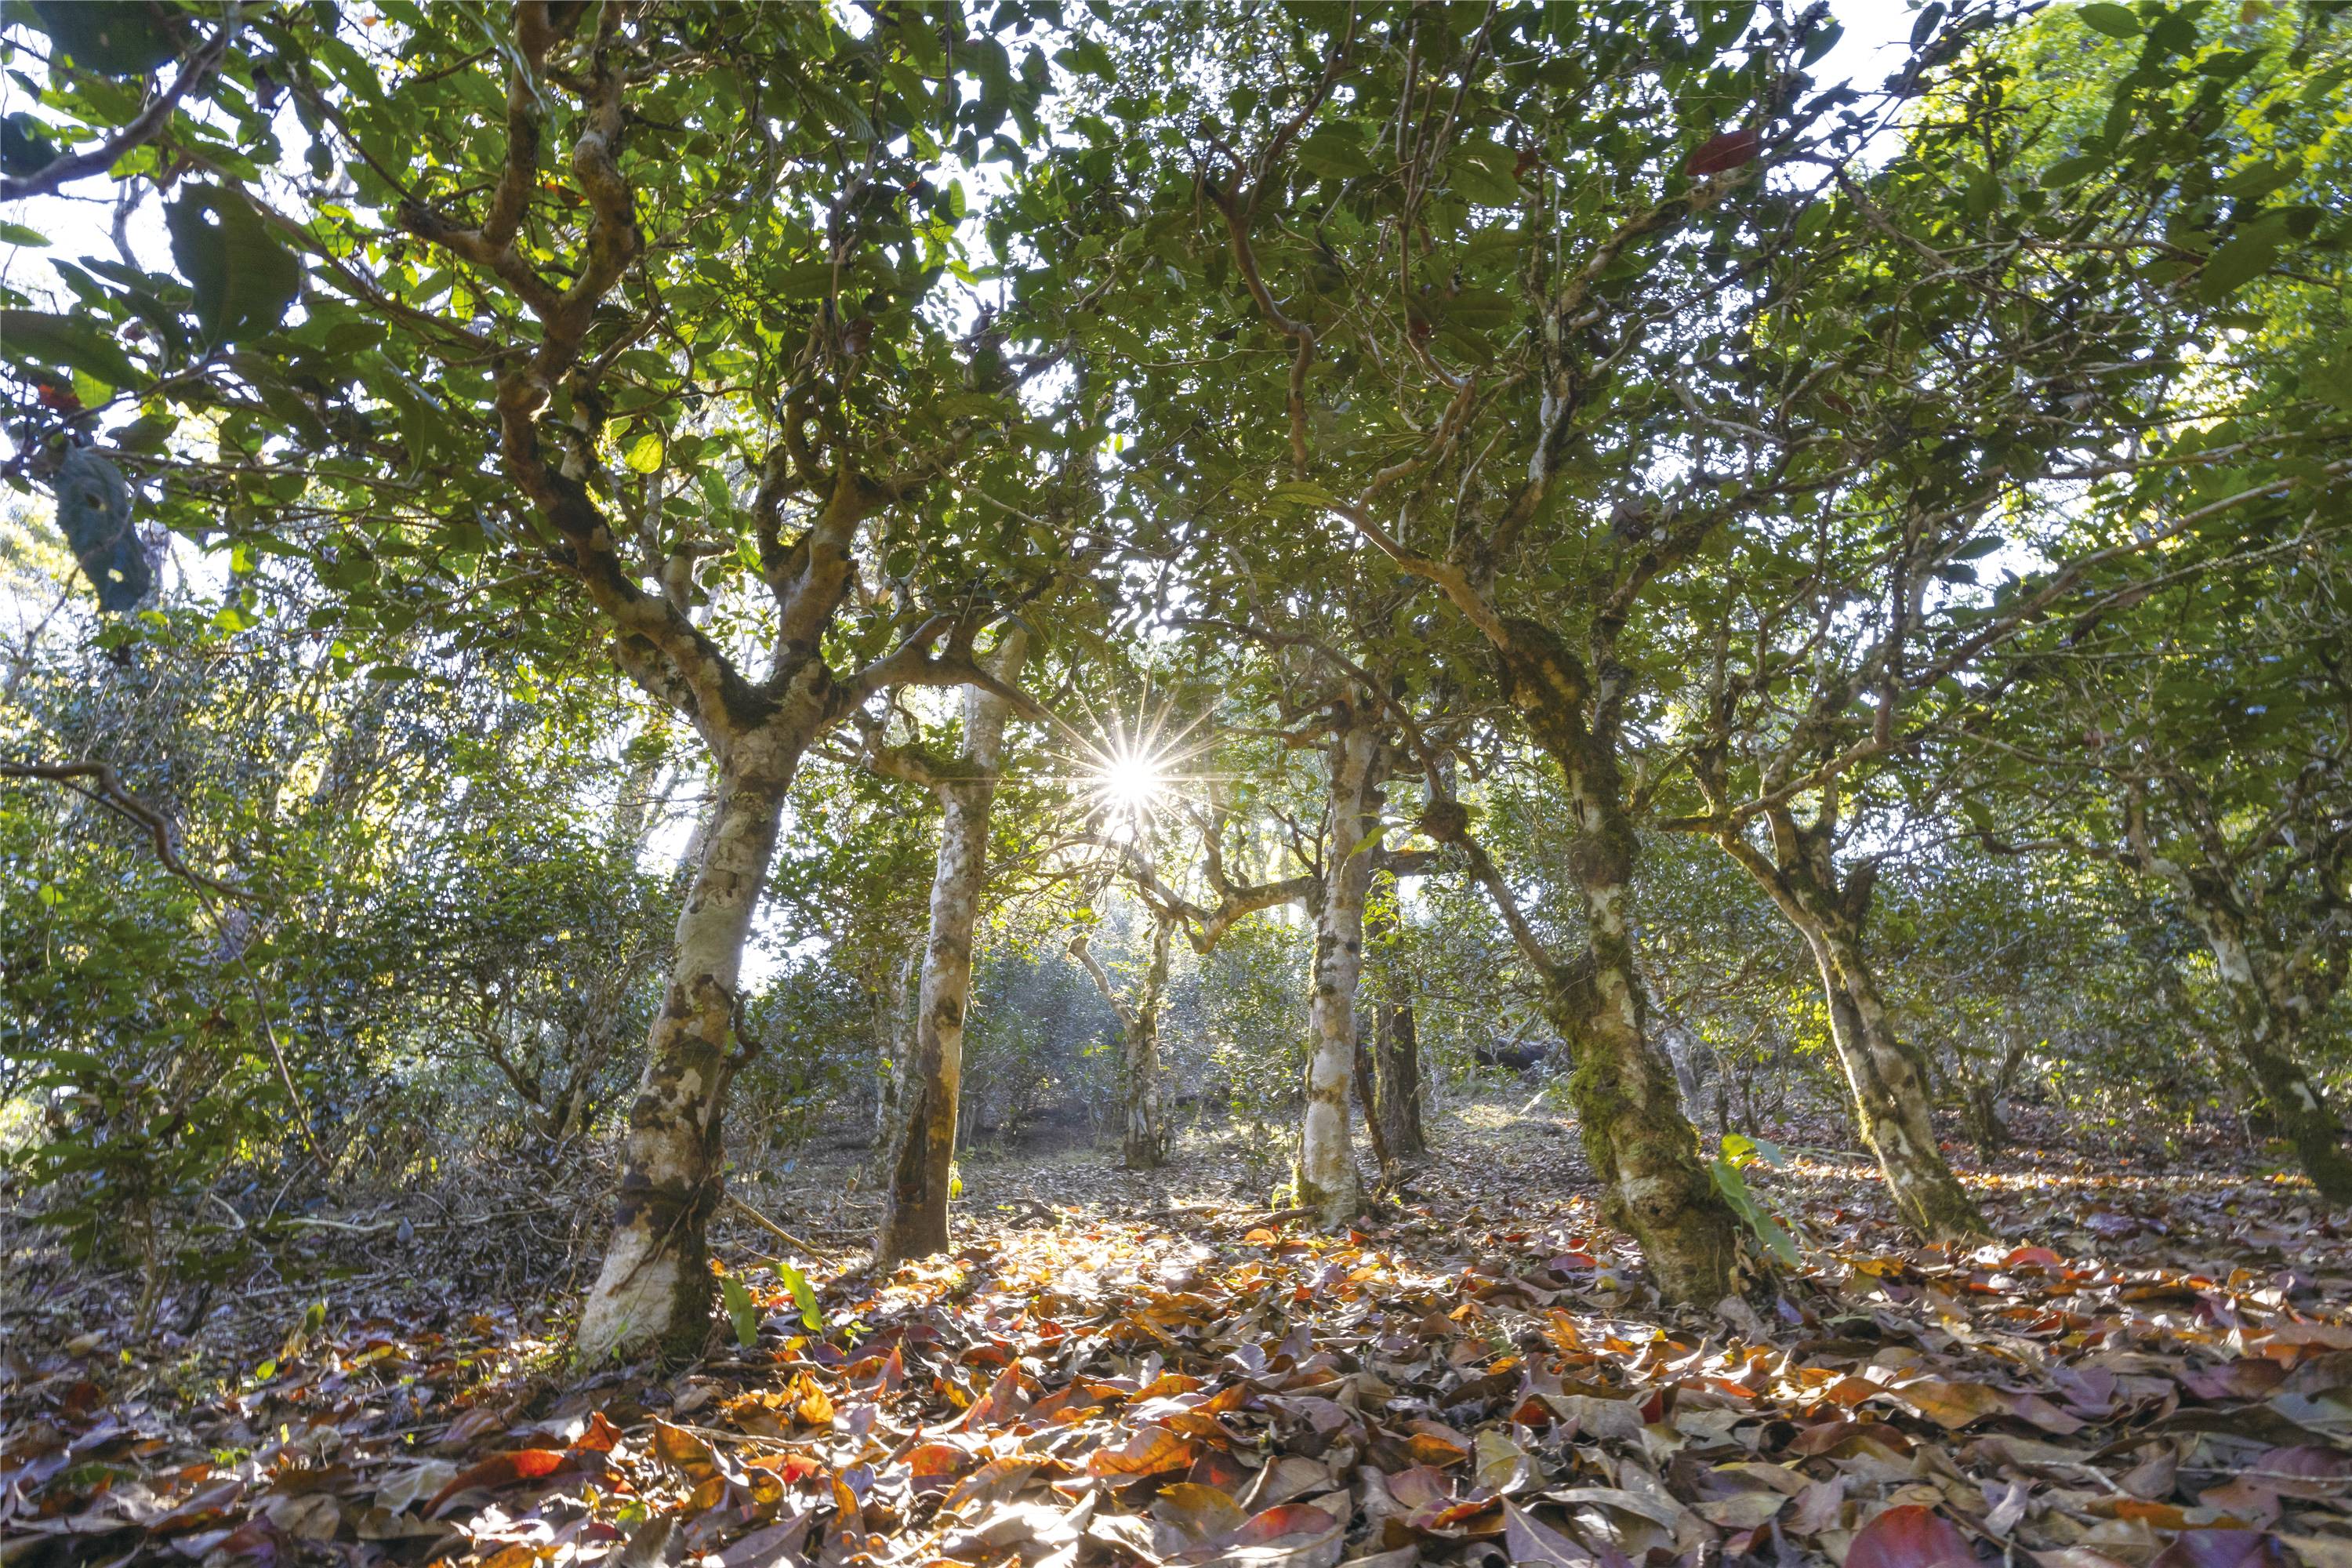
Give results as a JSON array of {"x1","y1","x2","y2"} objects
[
  {"x1": 1492, "y1": 618, "x2": 1748, "y2": 1305},
  {"x1": 875, "y1": 630, "x2": 1028, "y2": 1267},
  {"x1": 2193, "y1": 909, "x2": 2352, "y2": 1206},
  {"x1": 576, "y1": 742, "x2": 795, "y2": 1363},
  {"x1": 1819, "y1": 933, "x2": 1990, "y2": 1240},
  {"x1": 1295, "y1": 712, "x2": 1376, "y2": 1226},
  {"x1": 1710, "y1": 813, "x2": 1990, "y2": 1242}
]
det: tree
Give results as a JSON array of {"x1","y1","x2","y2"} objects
[
  {"x1": 865, "y1": 625, "x2": 1033, "y2": 1266},
  {"x1": 2, "y1": 0, "x2": 1096, "y2": 1359},
  {"x1": 1068, "y1": 917, "x2": 1178, "y2": 1169}
]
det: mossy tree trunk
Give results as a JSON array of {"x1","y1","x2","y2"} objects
[
  {"x1": 2190, "y1": 904, "x2": 2352, "y2": 1204},
  {"x1": 1486, "y1": 619, "x2": 1749, "y2": 1305},
  {"x1": 576, "y1": 739, "x2": 797, "y2": 1363}
]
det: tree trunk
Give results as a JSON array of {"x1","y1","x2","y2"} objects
[
  {"x1": 1365, "y1": 888, "x2": 1425, "y2": 1160},
  {"x1": 874, "y1": 630, "x2": 1028, "y2": 1267},
  {"x1": 1710, "y1": 813, "x2": 1991, "y2": 1243},
  {"x1": 2194, "y1": 911, "x2": 2352, "y2": 1205},
  {"x1": 872, "y1": 946, "x2": 918, "y2": 1156},
  {"x1": 1958, "y1": 1027, "x2": 2030, "y2": 1159},
  {"x1": 1296, "y1": 711, "x2": 1375, "y2": 1225},
  {"x1": 575, "y1": 746, "x2": 794, "y2": 1363},
  {"x1": 1123, "y1": 918, "x2": 1174, "y2": 1168},
  {"x1": 1817, "y1": 934, "x2": 1991, "y2": 1240},
  {"x1": 1491, "y1": 618, "x2": 1748, "y2": 1306},
  {"x1": 1070, "y1": 916, "x2": 1177, "y2": 1170}
]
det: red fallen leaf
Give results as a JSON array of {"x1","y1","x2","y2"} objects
[
  {"x1": 1847, "y1": 1505, "x2": 1981, "y2": 1568},
  {"x1": 1188, "y1": 1447, "x2": 1253, "y2": 1492},
  {"x1": 1200, "y1": 1501, "x2": 1346, "y2": 1568},
  {"x1": 2006, "y1": 1247, "x2": 2065, "y2": 1269},
  {"x1": 1684, "y1": 128, "x2": 1759, "y2": 176},
  {"x1": 2148, "y1": 1531, "x2": 2287, "y2": 1568},
  {"x1": 423, "y1": 1449, "x2": 568, "y2": 1517},
  {"x1": 959, "y1": 1364, "x2": 1028, "y2": 1428},
  {"x1": 2180, "y1": 1360, "x2": 2287, "y2": 1401},
  {"x1": 749, "y1": 1450, "x2": 827, "y2": 1486},
  {"x1": 905, "y1": 1441, "x2": 970, "y2": 1487}
]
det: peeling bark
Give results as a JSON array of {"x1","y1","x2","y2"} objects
[
  {"x1": 875, "y1": 630, "x2": 1029, "y2": 1268},
  {"x1": 1295, "y1": 708, "x2": 1377, "y2": 1226}
]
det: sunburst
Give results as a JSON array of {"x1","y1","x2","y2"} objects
[{"x1": 1047, "y1": 676, "x2": 1225, "y2": 844}]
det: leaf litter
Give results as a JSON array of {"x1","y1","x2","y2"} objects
[{"x1": 5, "y1": 1103, "x2": 2352, "y2": 1568}]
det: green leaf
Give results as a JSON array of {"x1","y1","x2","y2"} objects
[
  {"x1": 2220, "y1": 159, "x2": 2298, "y2": 201},
  {"x1": 2, "y1": 113, "x2": 59, "y2": 175},
  {"x1": 623, "y1": 430, "x2": 665, "y2": 474},
  {"x1": 1297, "y1": 126, "x2": 1376, "y2": 180},
  {"x1": 0, "y1": 309, "x2": 140, "y2": 389},
  {"x1": 0, "y1": 220, "x2": 49, "y2": 247},
  {"x1": 2040, "y1": 153, "x2": 2103, "y2": 188},
  {"x1": 1710, "y1": 1156, "x2": 1802, "y2": 1267},
  {"x1": 1059, "y1": 38, "x2": 1116, "y2": 81},
  {"x1": 720, "y1": 1274, "x2": 760, "y2": 1348},
  {"x1": 166, "y1": 184, "x2": 302, "y2": 347},
  {"x1": 774, "y1": 1259, "x2": 823, "y2": 1332},
  {"x1": 2198, "y1": 232, "x2": 2281, "y2": 303},
  {"x1": 1268, "y1": 481, "x2": 1336, "y2": 509},
  {"x1": 31, "y1": 0, "x2": 183, "y2": 75},
  {"x1": 2076, "y1": 3, "x2": 2140, "y2": 38}
]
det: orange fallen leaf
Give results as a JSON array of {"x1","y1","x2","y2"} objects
[
  {"x1": 1087, "y1": 1425, "x2": 1195, "y2": 1478},
  {"x1": 424, "y1": 1449, "x2": 568, "y2": 1517}
]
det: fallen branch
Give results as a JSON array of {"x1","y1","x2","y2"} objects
[{"x1": 726, "y1": 1191, "x2": 835, "y2": 1261}]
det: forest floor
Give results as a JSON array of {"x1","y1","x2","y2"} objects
[{"x1": 7, "y1": 1093, "x2": 2352, "y2": 1568}]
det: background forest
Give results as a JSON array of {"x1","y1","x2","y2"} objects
[{"x1": 2, "y1": 1, "x2": 2350, "y2": 1566}]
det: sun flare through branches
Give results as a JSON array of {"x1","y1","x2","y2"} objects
[{"x1": 1055, "y1": 684, "x2": 1222, "y2": 844}]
